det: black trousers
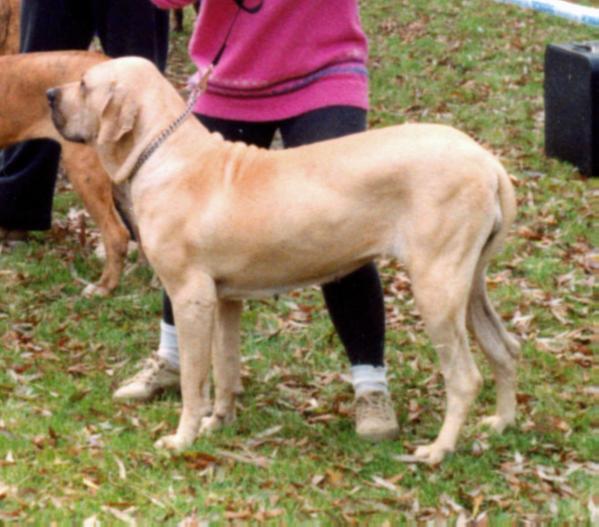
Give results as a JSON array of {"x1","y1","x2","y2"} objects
[
  {"x1": 0, "y1": 0, "x2": 169, "y2": 230},
  {"x1": 163, "y1": 106, "x2": 386, "y2": 367}
]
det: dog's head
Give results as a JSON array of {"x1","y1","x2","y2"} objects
[{"x1": 46, "y1": 57, "x2": 151, "y2": 147}]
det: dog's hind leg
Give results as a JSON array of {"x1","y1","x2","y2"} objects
[
  {"x1": 199, "y1": 299, "x2": 243, "y2": 435},
  {"x1": 467, "y1": 263, "x2": 520, "y2": 433},
  {"x1": 408, "y1": 257, "x2": 483, "y2": 465},
  {"x1": 60, "y1": 143, "x2": 129, "y2": 296},
  {"x1": 155, "y1": 273, "x2": 217, "y2": 451},
  {"x1": 467, "y1": 172, "x2": 520, "y2": 433}
]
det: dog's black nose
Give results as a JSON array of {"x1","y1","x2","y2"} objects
[{"x1": 46, "y1": 88, "x2": 59, "y2": 106}]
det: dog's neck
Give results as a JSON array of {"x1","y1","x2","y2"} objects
[
  {"x1": 111, "y1": 179, "x2": 141, "y2": 243},
  {"x1": 101, "y1": 113, "x2": 216, "y2": 187}
]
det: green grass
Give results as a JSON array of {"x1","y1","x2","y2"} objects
[{"x1": 1, "y1": 1, "x2": 597, "y2": 524}]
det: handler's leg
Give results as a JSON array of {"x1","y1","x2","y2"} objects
[
  {"x1": 112, "y1": 299, "x2": 180, "y2": 401},
  {"x1": 0, "y1": 0, "x2": 95, "y2": 235},
  {"x1": 96, "y1": 0, "x2": 170, "y2": 71},
  {"x1": 280, "y1": 106, "x2": 399, "y2": 441}
]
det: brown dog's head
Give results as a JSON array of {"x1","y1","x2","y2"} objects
[{"x1": 46, "y1": 57, "x2": 150, "y2": 147}]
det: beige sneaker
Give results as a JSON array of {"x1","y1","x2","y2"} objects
[
  {"x1": 355, "y1": 391, "x2": 400, "y2": 442},
  {"x1": 113, "y1": 353, "x2": 179, "y2": 402}
]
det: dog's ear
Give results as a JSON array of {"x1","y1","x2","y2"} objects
[{"x1": 97, "y1": 83, "x2": 138, "y2": 145}]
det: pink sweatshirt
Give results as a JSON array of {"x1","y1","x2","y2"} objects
[{"x1": 151, "y1": 0, "x2": 369, "y2": 121}]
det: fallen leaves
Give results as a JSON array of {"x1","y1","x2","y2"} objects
[
  {"x1": 114, "y1": 455, "x2": 127, "y2": 480},
  {"x1": 101, "y1": 506, "x2": 138, "y2": 527},
  {"x1": 180, "y1": 451, "x2": 219, "y2": 471},
  {"x1": 215, "y1": 448, "x2": 272, "y2": 469},
  {"x1": 0, "y1": 481, "x2": 18, "y2": 500}
]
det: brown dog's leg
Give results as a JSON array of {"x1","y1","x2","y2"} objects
[
  {"x1": 155, "y1": 273, "x2": 217, "y2": 451},
  {"x1": 60, "y1": 142, "x2": 129, "y2": 296},
  {"x1": 199, "y1": 299, "x2": 243, "y2": 435}
]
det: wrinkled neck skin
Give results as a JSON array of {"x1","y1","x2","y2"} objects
[
  {"x1": 98, "y1": 107, "x2": 217, "y2": 241},
  {"x1": 97, "y1": 102, "x2": 216, "y2": 186},
  {"x1": 98, "y1": 83, "x2": 185, "y2": 174}
]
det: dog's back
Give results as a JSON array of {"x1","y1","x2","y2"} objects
[
  {"x1": 0, "y1": 0, "x2": 20, "y2": 56},
  {"x1": 0, "y1": 51, "x2": 108, "y2": 144}
]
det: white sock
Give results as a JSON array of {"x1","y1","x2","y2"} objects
[
  {"x1": 156, "y1": 321, "x2": 180, "y2": 370},
  {"x1": 351, "y1": 365, "x2": 389, "y2": 397}
]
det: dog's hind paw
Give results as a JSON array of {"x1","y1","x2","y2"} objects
[
  {"x1": 480, "y1": 414, "x2": 514, "y2": 433},
  {"x1": 414, "y1": 443, "x2": 452, "y2": 465},
  {"x1": 154, "y1": 433, "x2": 193, "y2": 452}
]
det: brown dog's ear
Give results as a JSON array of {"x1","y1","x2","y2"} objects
[{"x1": 97, "y1": 83, "x2": 138, "y2": 145}]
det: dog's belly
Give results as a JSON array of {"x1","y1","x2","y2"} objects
[{"x1": 216, "y1": 261, "x2": 370, "y2": 300}]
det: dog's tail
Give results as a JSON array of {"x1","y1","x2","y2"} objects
[{"x1": 467, "y1": 164, "x2": 520, "y2": 363}]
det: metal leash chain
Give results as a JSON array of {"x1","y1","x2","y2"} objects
[{"x1": 128, "y1": 79, "x2": 203, "y2": 179}]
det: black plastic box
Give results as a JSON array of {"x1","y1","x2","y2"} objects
[{"x1": 544, "y1": 41, "x2": 599, "y2": 177}]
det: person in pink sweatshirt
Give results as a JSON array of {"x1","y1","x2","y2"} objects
[{"x1": 114, "y1": 0, "x2": 400, "y2": 442}]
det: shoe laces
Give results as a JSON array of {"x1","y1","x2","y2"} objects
[
  {"x1": 356, "y1": 391, "x2": 393, "y2": 421},
  {"x1": 124, "y1": 354, "x2": 169, "y2": 385}
]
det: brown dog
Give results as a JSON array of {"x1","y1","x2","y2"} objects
[
  {"x1": 0, "y1": 0, "x2": 19, "y2": 56},
  {"x1": 50, "y1": 57, "x2": 520, "y2": 464},
  {"x1": 0, "y1": 51, "x2": 130, "y2": 296}
]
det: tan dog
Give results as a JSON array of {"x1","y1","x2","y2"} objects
[
  {"x1": 49, "y1": 57, "x2": 520, "y2": 464},
  {"x1": 0, "y1": 0, "x2": 19, "y2": 56},
  {"x1": 0, "y1": 51, "x2": 130, "y2": 296}
]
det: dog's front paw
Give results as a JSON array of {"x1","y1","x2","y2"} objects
[
  {"x1": 154, "y1": 433, "x2": 193, "y2": 452},
  {"x1": 480, "y1": 414, "x2": 514, "y2": 434},
  {"x1": 82, "y1": 282, "x2": 110, "y2": 298},
  {"x1": 414, "y1": 443, "x2": 452, "y2": 465}
]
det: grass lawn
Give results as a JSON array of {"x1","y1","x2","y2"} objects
[{"x1": 0, "y1": 0, "x2": 597, "y2": 524}]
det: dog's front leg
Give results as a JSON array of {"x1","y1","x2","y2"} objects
[
  {"x1": 155, "y1": 274, "x2": 217, "y2": 451},
  {"x1": 199, "y1": 300, "x2": 243, "y2": 435}
]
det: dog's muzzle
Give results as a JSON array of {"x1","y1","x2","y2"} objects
[
  {"x1": 46, "y1": 88, "x2": 63, "y2": 128},
  {"x1": 46, "y1": 88, "x2": 60, "y2": 109},
  {"x1": 46, "y1": 88, "x2": 85, "y2": 143}
]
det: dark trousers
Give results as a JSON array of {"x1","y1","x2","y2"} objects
[
  {"x1": 0, "y1": 0, "x2": 169, "y2": 230},
  {"x1": 163, "y1": 106, "x2": 386, "y2": 367}
]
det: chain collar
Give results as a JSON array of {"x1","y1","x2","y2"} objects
[{"x1": 126, "y1": 66, "x2": 212, "y2": 181}]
